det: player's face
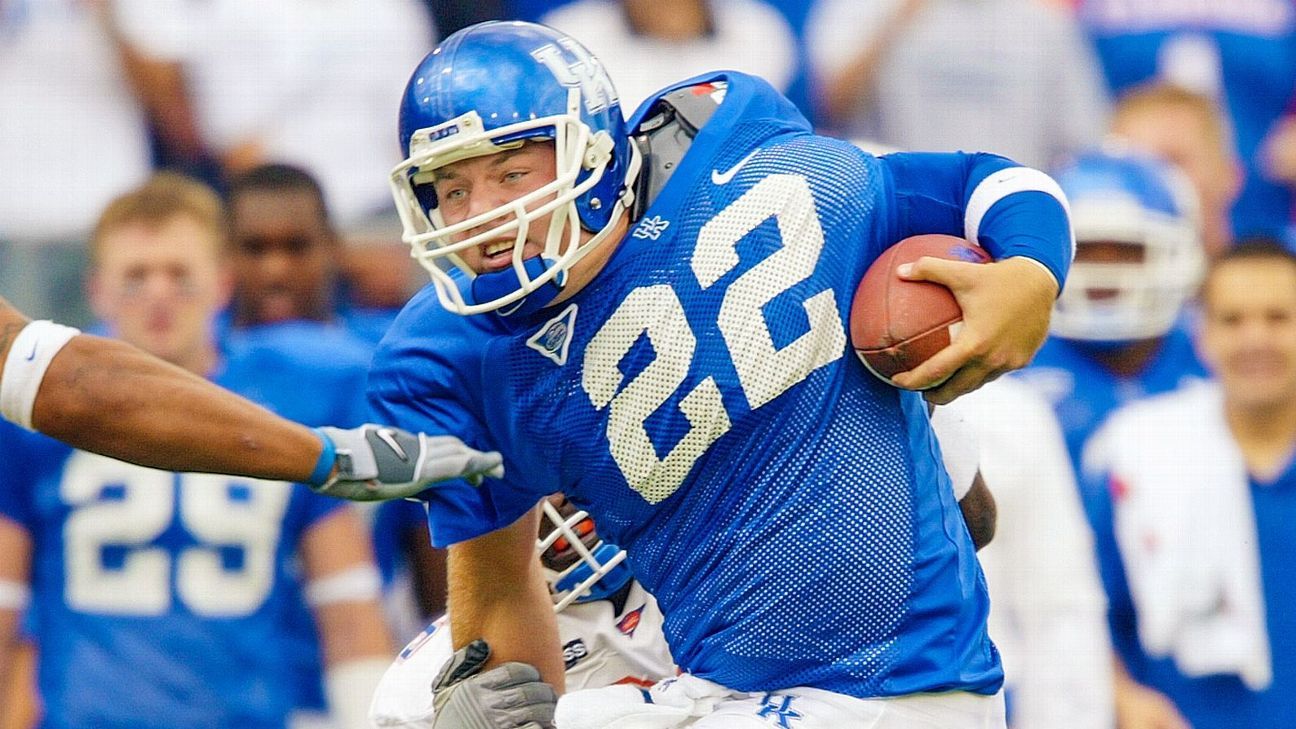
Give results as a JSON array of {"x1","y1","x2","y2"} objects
[
  {"x1": 90, "y1": 216, "x2": 229, "y2": 369},
  {"x1": 1072, "y1": 240, "x2": 1145, "y2": 301},
  {"x1": 430, "y1": 141, "x2": 563, "y2": 274},
  {"x1": 1200, "y1": 259, "x2": 1296, "y2": 411},
  {"x1": 1112, "y1": 105, "x2": 1237, "y2": 238},
  {"x1": 228, "y1": 189, "x2": 338, "y2": 325}
]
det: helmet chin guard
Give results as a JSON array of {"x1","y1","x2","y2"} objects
[
  {"x1": 537, "y1": 499, "x2": 631, "y2": 612},
  {"x1": 390, "y1": 21, "x2": 640, "y2": 316}
]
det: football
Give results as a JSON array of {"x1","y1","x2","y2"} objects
[{"x1": 850, "y1": 234, "x2": 990, "y2": 387}]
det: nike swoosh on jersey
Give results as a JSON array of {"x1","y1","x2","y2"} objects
[{"x1": 711, "y1": 148, "x2": 761, "y2": 185}]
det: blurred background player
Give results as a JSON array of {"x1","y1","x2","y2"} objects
[
  {"x1": 1082, "y1": 241, "x2": 1296, "y2": 728},
  {"x1": 805, "y1": 0, "x2": 1109, "y2": 170},
  {"x1": 539, "y1": 0, "x2": 798, "y2": 112},
  {"x1": 1073, "y1": 0, "x2": 1296, "y2": 244},
  {"x1": 940, "y1": 379, "x2": 1115, "y2": 729},
  {"x1": 0, "y1": 174, "x2": 393, "y2": 729},
  {"x1": 1108, "y1": 83, "x2": 1243, "y2": 258},
  {"x1": 1018, "y1": 149, "x2": 1207, "y2": 727}
]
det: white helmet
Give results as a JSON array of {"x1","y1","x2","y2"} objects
[
  {"x1": 1050, "y1": 147, "x2": 1205, "y2": 342},
  {"x1": 537, "y1": 498, "x2": 631, "y2": 612}
]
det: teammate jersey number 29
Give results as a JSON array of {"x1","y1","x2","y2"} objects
[
  {"x1": 583, "y1": 174, "x2": 846, "y2": 503},
  {"x1": 60, "y1": 451, "x2": 291, "y2": 617}
]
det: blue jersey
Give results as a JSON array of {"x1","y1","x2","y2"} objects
[
  {"x1": 368, "y1": 73, "x2": 1071, "y2": 699},
  {"x1": 0, "y1": 333, "x2": 370, "y2": 729},
  {"x1": 1077, "y1": 0, "x2": 1296, "y2": 238}
]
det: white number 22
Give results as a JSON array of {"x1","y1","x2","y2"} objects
[
  {"x1": 582, "y1": 174, "x2": 846, "y2": 503},
  {"x1": 61, "y1": 451, "x2": 291, "y2": 617}
]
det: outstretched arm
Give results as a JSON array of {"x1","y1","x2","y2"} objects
[{"x1": 0, "y1": 300, "x2": 500, "y2": 492}]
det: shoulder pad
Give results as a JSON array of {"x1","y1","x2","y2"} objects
[{"x1": 631, "y1": 84, "x2": 723, "y2": 215}]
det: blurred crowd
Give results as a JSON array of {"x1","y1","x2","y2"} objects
[{"x1": 3, "y1": 0, "x2": 1296, "y2": 728}]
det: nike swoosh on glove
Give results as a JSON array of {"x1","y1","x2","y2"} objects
[
  {"x1": 310, "y1": 425, "x2": 504, "y2": 501},
  {"x1": 432, "y1": 640, "x2": 557, "y2": 729}
]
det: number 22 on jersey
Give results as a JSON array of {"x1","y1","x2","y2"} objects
[
  {"x1": 60, "y1": 451, "x2": 291, "y2": 617},
  {"x1": 582, "y1": 174, "x2": 846, "y2": 503}
]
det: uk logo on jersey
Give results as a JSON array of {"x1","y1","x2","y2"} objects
[{"x1": 756, "y1": 694, "x2": 802, "y2": 727}]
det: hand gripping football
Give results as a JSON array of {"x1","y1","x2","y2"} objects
[{"x1": 850, "y1": 234, "x2": 989, "y2": 387}]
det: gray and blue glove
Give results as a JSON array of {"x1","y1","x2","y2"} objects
[
  {"x1": 431, "y1": 640, "x2": 557, "y2": 729},
  {"x1": 307, "y1": 425, "x2": 503, "y2": 501}
]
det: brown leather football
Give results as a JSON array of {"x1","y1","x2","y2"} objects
[{"x1": 850, "y1": 234, "x2": 990, "y2": 387}]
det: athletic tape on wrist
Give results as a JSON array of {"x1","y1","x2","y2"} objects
[
  {"x1": 309, "y1": 428, "x2": 338, "y2": 486},
  {"x1": 0, "y1": 580, "x2": 31, "y2": 611},
  {"x1": 305, "y1": 564, "x2": 383, "y2": 607},
  {"x1": 0, "y1": 320, "x2": 80, "y2": 430}
]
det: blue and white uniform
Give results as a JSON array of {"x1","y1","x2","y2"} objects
[
  {"x1": 0, "y1": 334, "x2": 369, "y2": 729},
  {"x1": 370, "y1": 72, "x2": 1072, "y2": 703}
]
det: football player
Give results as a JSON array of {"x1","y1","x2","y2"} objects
[
  {"x1": 0, "y1": 173, "x2": 403, "y2": 728},
  {"x1": 369, "y1": 497, "x2": 673, "y2": 728},
  {"x1": 368, "y1": 20, "x2": 1071, "y2": 729},
  {"x1": 1017, "y1": 148, "x2": 1208, "y2": 729},
  {"x1": 368, "y1": 413, "x2": 998, "y2": 728}
]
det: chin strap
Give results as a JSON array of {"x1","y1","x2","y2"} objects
[{"x1": 468, "y1": 257, "x2": 567, "y2": 318}]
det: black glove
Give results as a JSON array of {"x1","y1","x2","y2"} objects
[{"x1": 431, "y1": 640, "x2": 557, "y2": 729}]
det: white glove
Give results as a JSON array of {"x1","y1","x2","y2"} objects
[{"x1": 309, "y1": 425, "x2": 503, "y2": 501}]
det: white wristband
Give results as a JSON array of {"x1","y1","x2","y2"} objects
[
  {"x1": 0, "y1": 579, "x2": 31, "y2": 611},
  {"x1": 0, "y1": 320, "x2": 80, "y2": 430},
  {"x1": 305, "y1": 564, "x2": 383, "y2": 607}
]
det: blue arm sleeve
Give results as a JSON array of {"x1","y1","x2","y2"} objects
[{"x1": 879, "y1": 151, "x2": 1073, "y2": 289}]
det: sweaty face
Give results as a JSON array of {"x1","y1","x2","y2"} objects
[
  {"x1": 228, "y1": 189, "x2": 338, "y2": 325},
  {"x1": 1201, "y1": 259, "x2": 1296, "y2": 411},
  {"x1": 429, "y1": 141, "x2": 562, "y2": 274},
  {"x1": 90, "y1": 216, "x2": 228, "y2": 370}
]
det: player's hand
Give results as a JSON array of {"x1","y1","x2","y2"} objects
[
  {"x1": 891, "y1": 256, "x2": 1058, "y2": 405},
  {"x1": 311, "y1": 425, "x2": 504, "y2": 501},
  {"x1": 431, "y1": 640, "x2": 557, "y2": 729},
  {"x1": 1114, "y1": 676, "x2": 1192, "y2": 729}
]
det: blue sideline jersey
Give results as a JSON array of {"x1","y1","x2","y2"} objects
[
  {"x1": 1077, "y1": 0, "x2": 1296, "y2": 239},
  {"x1": 0, "y1": 334, "x2": 369, "y2": 729},
  {"x1": 1086, "y1": 425, "x2": 1296, "y2": 729},
  {"x1": 369, "y1": 73, "x2": 1071, "y2": 699},
  {"x1": 1019, "y1": 325, "x2": 1208, "y2": 472}
]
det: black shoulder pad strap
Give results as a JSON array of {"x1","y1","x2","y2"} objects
[{"x1": 630, "y1": 84, "x2": 723, "y2": 216}]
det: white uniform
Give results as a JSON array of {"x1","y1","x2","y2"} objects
[
  {"x1": 369, "y1": 581, "x2": 674, "y2": 727},
  {"x1": 942, "y1": 378, "x2": 1115, "y2": 729}
]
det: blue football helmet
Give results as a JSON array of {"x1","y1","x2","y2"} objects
[
  {"x1": 389, "y1": 21, "x2": 641, "y2": 315},
  {"x1": 1051, "y1": 147, "x2": 1204, "y2": 342},
  {"x1": 538, "y1": 498, "x2": 631, "y2": 612}
]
